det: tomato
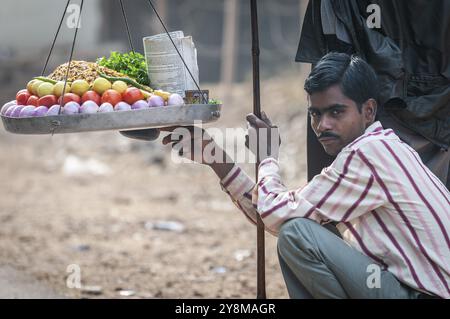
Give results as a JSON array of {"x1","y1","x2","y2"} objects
[
  {"x1": 38, "y1": 95, "x2": 57, "y2": 107},
  {"x1": 16, "y1": 91, "x2": 31, "y2": 105},
  {"x1": 59, "y1": 93, "x2": 81, "y2": 105},
  {"x1": 122, "y1": 87, "x2": 144, "y2": 105},
  {"x1": 82, "y1": 90, "x2": 101, "y2": 105},
  {"x1": 26, "y1": 95, "x2": 40, "y2": 107},
  {"x1": 16, "y1": 89, "x2": 28, "y2": 99},
  {"x1": 101, "y1": 89, "x2": 122, "y2": 106}
]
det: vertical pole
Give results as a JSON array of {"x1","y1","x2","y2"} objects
[
  {"x1": 152, "y1": 0, "x2": 167, "y2": 34},
  {"x1": 250, "y1": 0, "x2": 266, "y2": 299},
  {"x1": 220, "y1": 0, "x2": 238, "y2": 105}
]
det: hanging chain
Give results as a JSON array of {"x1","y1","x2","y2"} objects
[
  {"x1": 41, "y1": 0, "x2": 71, "y2": 76},
  {"x1": 57, "y1": 0, "x2": 84, "y2": 116},
  {"x1": 119, "y1": 0, "x2": 135, "y2": 53},
  {"x1": 146, "y1": 0, "x2": 208, "y2": 104}
]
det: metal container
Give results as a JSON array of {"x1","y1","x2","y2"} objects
[
  {"x1": 185, "y1": 90, "x2": 209, "y2": 104},
  {"x1": 1, "y1": 103, "x2": 221, "y2": 135}
]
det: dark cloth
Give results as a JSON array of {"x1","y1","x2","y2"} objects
[{"x1": 297, "y1": 0, "x2": 450, "y2": 188}]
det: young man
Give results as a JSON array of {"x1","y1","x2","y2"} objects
[{"x1": 138, "y1": 52, "x2": 449, "y2": 299}]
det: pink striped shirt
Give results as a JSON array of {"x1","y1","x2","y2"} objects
[{"x1": 220, "y1": 121, "x2": 450, "y2": 298}]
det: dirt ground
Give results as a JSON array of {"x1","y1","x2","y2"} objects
[{"x1": 0, "y1": 72, "x2": 308, "y2": 298}]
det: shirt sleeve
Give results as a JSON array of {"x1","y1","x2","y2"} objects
[
  {"x1": 219, "y1": 165, "x2": 278, "y2": 236},
  {"x1": 257, "y1": 149, "x2": 386, "y2": 234}
]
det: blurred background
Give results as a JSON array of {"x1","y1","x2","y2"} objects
[{"x1": 0, "y1": 0, "x2": 310, "y2": 298}]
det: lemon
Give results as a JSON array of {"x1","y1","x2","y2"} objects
[
  {"x1": 37, "y1": 82, "x2": 54, "y2": 97},
  {"x1": 71, "y1": 79, "x2": 90, "y2": 96},
  {"x1": 27, "y1": 79, "x2": 38, "y2": 94},
  {"x1": 112, "y1": 80, "x2": 128, "y2": 94},
  {"x1": 53, "y1": 81, "x2": 71, "y2": 97},
  {"x1": 93, "y1": 78, "x2": 112, "y2": 95},
  {"x1": 31, "y1": 80, "x2": 43, "y2": 95}
]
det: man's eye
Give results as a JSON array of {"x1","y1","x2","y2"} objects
[
  {"x1": 309, "y1": 111, "x2": 320, "y2": 118},
  {"x1": 331, "y1": 109, "x2": 341, "y2": 116}
]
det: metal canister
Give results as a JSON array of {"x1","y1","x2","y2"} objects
[{"x1": 185, "y1": 90, "x2": 209, "y2": 104}]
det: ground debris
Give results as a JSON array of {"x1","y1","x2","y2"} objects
[{"x1": 144, "y1": 220, "x2": 185, "y2": 233}]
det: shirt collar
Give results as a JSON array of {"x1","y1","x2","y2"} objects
[{"x1": 364, "y1": 121, "x2": 383, "y2": 134}]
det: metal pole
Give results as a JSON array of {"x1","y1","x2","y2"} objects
[{"x1": 250, "y1": 0, "x2": 266, "y2": 299}]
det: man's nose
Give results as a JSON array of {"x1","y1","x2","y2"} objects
[{"x1": 317, "y1": 115, "x2": 334, "y2": 133}]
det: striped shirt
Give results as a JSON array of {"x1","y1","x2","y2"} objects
[{"x1": 220, "y1": 121, "x2": 450, "y2": 298}]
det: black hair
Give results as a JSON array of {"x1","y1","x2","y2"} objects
[{"x1": 304, "y1": 52, "x2": 378, "y2": 112}]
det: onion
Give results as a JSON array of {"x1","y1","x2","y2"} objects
[
  {"x1": 63, "y1": 102, "x2": 80, "y2": 114},
  {"x1": 98, "y1": 103, "x2": 114, "y2": 113},
  {"x1": 80, "y1": 101, "x2": 99, "y2": 114},
  {"x1": 5, "y1": 105, "x2": 19, "y2": 117},
  {"x1": 11, "y1": 105, "x2": 25, "y2": 117},
  {"x1": 114, "y1": 102, "x2": 131, "y2": 111},
  {"x1": 1, "y1": 101, "x2": 16, "y2": 115},
  {"x1": 148, "y1": 95, "x2": 164, "y2": 107},
  {"x1": 46, "y1": 105, "x2": 61, "y2": 116},
  {"x1": 34, "y1": 106, "x2": 48, "y2": 117},
  {"x1": 167, "y1": 93, "x2": 185, "y2": 106},
  {"x1": 131, "y1": 100, "x2": 149, "y2": 110},
  {"x1": 19, "y1": 106, "x2": 37, "y2": 117}
]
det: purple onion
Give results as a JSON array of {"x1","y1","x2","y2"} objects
[
  {"x1": 98, "y1": 103, "x2": 114, "y2": 113},
  {"x1": 4, "y1": 105, "x2": 17, "y2": 117},
  {"x1": 19, "y1": 106, "x2": 37, "y2": 118},
  {"x1": 63, "y1": 101, "x2": 80, "y2": 115},
  {"x1": 167, "y1": 93, "x2": 184, "y2": 106},
  {"x1": 46, "y1": 105, "x2": 61, "y2": 116},
  {"x1": 148, "y1": 95, "x2": 164, "y2": 107},
  {"x1": 114, "y1": 102, "x2": 131, "y2": 112},
  {"x1": 11, "y1": 105, "x2": 25, "y2": 117},
  {"x1": 131, "y1": 100, "x2": 149, "y2": 110},
  {"x1": 1, "y1": 101, "x2": 16, "y2": 115},
  {"x1": 80, "y1": 101, "x2": 99, "y2": 114},
  {"x1": 34, "y1": 106, "x2": 48, "y2": 117}
]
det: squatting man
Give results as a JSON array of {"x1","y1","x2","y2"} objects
[{"x1": 127, "y1": 52, "x2": 450, "y2": 299}]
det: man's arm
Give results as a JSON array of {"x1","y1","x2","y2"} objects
[
  {"x1": 157, "y1": 125, "x2": 273, "y2": 232},
  {"x1": 256, "y1": 148, "x2": 386, "y2": 233},
  {"x1": 210, "y1": 162, "x2": 235, "y2": 180}
]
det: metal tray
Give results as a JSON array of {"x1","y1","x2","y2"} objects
[{"x1": 1, "y1": 103, "x2": 221, "y2": 135}]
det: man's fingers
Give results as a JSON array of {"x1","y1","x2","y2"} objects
[
  {"x1": 246, "y1": 113, "x2": 270, "y2": 128},
  {"x1": 162, "y1": 133, "x2": 181, "y2": 145},
  {"x1": 261, "y1": 111, "x2": 273, "y2": 126}
]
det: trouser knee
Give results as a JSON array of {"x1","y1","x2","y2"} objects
[{"x1": 277, "y1": 218, "x2": 313, "y2": 259}]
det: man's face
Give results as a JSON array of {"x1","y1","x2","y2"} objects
[{"x1": 308, "y1": 85, "x2": 374, "y2": 156}]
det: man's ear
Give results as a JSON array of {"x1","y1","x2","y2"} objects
[{"x1": 363, "y1": 98, "x2": 377, "y2": 124}]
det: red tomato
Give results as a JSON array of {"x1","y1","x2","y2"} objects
[
  {"x1": 38, "y1": 95, "x2": 57, "y2": 107},
  {"x1": 122, "y1": 87, "x2": 143, "y2": 105},
  {"x1": 27, "y1": 95, "x2": 39, "y2": 107},
  {"x1": 101, "y1": 89, "x2": 122, "y2": 106},
  {"x1": 59, "y1": 93, "x2": 81, "y2": 105},
  {"x1": 82, "y1": 91, "x2": 101, "y2": 105},
  {"x1": 16, "y1": 89, "x2": 28, "y2": 99},
  {"x1": 16, "y1": 91, "x2": 31, "y2": 105}
]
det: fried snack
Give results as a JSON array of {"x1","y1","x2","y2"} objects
[{"x1": 47, "y1": 61, "x2": 127, "y2": 86}]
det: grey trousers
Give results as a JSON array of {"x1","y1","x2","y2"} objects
[{"x1": 277, "y1": 218, "x2": 422, "y2": 299}]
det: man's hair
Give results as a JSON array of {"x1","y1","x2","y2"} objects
[{"x1": 304, "y1": 52, "x2": 378, "y2": 112}]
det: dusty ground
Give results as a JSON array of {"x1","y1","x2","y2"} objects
[{"x1": 0, "y1": 72, "x2": 308, "y2": 298}]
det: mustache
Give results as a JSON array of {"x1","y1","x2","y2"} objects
[{"x1": 317, "y1": 132, "x2": 340, "y2": 139}]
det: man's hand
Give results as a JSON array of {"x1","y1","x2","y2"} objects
[
  {"x1": 246, "y1": 111, "x2": 281, "y2": 162},
  {"x1": 161, "y1": 126, "x2": 235, "y2": 180}
]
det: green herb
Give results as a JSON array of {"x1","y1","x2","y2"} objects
[
  {"x1": 208, "y1": 99, "x2": 222, "y2": 105},
  {"x1": 97, "y1": 51, "x2": 150, "y2": 86}
]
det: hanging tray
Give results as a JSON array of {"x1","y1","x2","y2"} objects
[{"x1": 1, "y1": 103, "x2": 221, "y2": 135}]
